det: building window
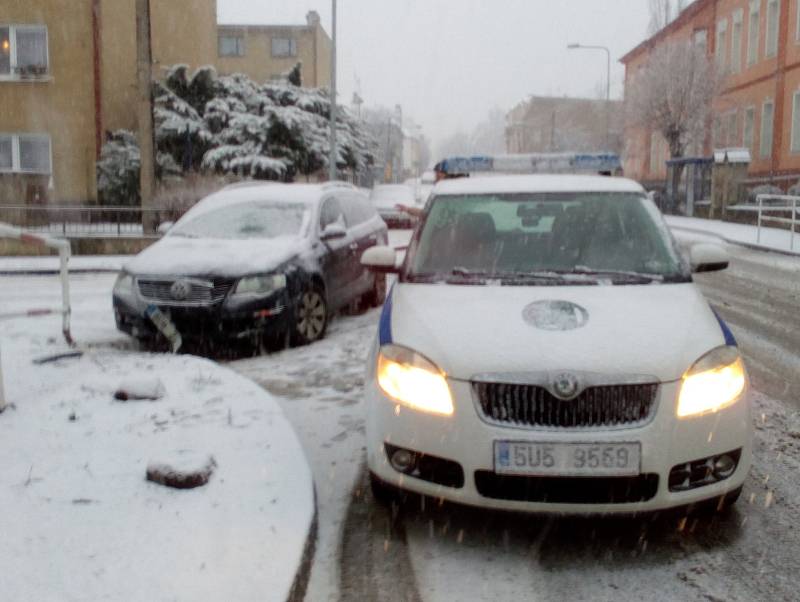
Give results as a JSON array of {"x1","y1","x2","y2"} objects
[
  {"x1": 218, "y1": 34, "x2": 244, "y2": 57},
  {"x1": 760, "y1": 100, "x2": 774, "y2": 158},
  {"x1": 0, "y1": 133, "x2": 51, "y2": 173},
  {"x1": 726, "y1": 111, "x2": 739, "y2": 146},
  {"x1": 765, "y1": 0, "x2": 779, "y2": 58},
  {"x1": 743, "y1": 107, "x2": 755, "y2": 150},
  {"x1": 791, "y1": 91, "x2": 800, "y2": 153},
  {"x1": 748, "y1": 0, "x2": 760, "y2": 66},
  {"x1": 731, "y1": 10, "x2": 743, "y2": 73},
  {"x1": 716, "y1": 19, "x2": 728, "y2": 70},
  {"x1": 0, "y1": 25, "x2": 48, "y2": 78},
  {"x1": 271, "y1": 37, "x2": 297, "y2": 58},
  {"x1": 694, "y1": 28, "x2": 708, "y2": 53}
]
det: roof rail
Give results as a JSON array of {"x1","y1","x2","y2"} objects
[{"x1": 321, "y1": 181, "x2": 357, "y2": 191}]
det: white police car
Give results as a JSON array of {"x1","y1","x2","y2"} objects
[{"x1": 361, "y1": 175, "x2": 752, "y2": 514}]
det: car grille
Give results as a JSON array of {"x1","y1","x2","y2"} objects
[
  {"x1": 474, "y1": 472, "x2": 659, "y2": 504},
  {"x1": 473, "y1": 382, "x2": 659, "y2": 429},
  {"x1": 137, "y1": 277, "x2": 235, "y2": 307}
]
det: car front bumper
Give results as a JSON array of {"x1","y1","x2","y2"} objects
[
  {"x1": 113, "y1": 288, "x2": 291, "y2": 344},
  {"x1": 365, "y1": 353, "x2": 753, "y2": 514}
]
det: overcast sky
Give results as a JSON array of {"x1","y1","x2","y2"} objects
[{"x1": 218, "y1": 1, "x2": 651, "y2": 151}]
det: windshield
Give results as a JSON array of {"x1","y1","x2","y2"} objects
[
  {"x1": 170, "y1": 201, "x2": 309, "y2": 240},
  {"x1": 406, "y1": 192, "x2": 688, "y2": 283}
]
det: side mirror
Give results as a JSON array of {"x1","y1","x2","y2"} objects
[
  {"x1": 361, "y1": 245, "x2": 400, "y2": 273},
  {"x1": 157, "y1": 221, "x2": 174, "y2": 235},
  {"x1": 690, "y1": 243, "x2": 729, "y2": 273},
  {"x1": 321, "y1": 223, "x2": 347, "y2": 241}
]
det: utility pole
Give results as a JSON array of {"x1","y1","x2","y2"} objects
[
  {"x1": 567, "y1": 43, "x2": 612, "y2": 150},
  {"x1": 328, "y1": 0, "x2": 338, "y2": 181},
  {"x1": 136, "y1": 0, "x2": 156, "y2": 233}
]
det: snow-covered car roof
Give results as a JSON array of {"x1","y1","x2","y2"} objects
[
  {"x1": 433, "y1": 175, "x2": 645, "y2": 196},
  {"x1": 182, "y1": 183, "x2": 354, "y2": 222}
]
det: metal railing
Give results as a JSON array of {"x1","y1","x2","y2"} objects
[
  {"x1": 0, "y1": 205, "x2": 176, "y2": 238},
  {"x1": 755, "y1": 194, "x2": 799, "y2": 251}
]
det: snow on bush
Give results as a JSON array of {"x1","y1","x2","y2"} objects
[
  {"x1": 97, "y1": 64, "x2": 376, "y2": 204},
  {"x1": 748, "y1": 184, "x2": 783, "y2": 204}
]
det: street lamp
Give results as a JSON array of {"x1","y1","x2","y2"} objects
[
  {"x1": 567, "y1": 43, "x2": 611, "y2": 150},
  {"x1": 329, "y1": 0, "x2": 338, "y2": 181}
]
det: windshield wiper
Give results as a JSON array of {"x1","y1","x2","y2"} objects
[{"x1": 569, "y1": 266, "x2": 665, "y2": 283}]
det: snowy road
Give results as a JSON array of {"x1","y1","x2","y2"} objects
[{"x1": 229, "y1": 235, "x2": 800, "y2": 602}]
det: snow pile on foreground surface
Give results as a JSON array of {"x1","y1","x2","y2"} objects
[{"x1": 0, "y1": 326, "x2": 313, "y2": 601}]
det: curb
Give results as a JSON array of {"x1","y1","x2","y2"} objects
[
  {"x1": 287, "y1": 486, "x2": 318, "y2": 602},
  {"x1": 669, "y1": 225, "x2": 800, "y2": 258}
]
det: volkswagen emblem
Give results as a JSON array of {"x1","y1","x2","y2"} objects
[
  {"x1": 552, "y1": 372, "x2": 580, "y2": 400},
  {"x1": 170, "y1": 279, "x2": 192, "y2": 301}
]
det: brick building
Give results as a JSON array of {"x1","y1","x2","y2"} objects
[
  {"x1": 1, "y1": 1, "x2": 331, "y2": 205},
  {"x1": 621, "y1": 0, "x2": 800, "y2": 187}
]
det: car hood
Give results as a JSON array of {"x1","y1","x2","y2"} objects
[
  {"x1": 387, "y1": 282, "x2": 726, "y2": 383},
  {"x1": 124, "y1": 235, "x2": 308, "y2": 278}
]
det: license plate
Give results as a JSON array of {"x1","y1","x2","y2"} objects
[
  {"x1": 494, "y1": 441, "x2": 641, "y2": 477},
  {"x1": 145, "y1": 305, "x2": 183, "y2": 352}
]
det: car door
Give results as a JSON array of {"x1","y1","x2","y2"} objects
[
  {"x1": 341, "y1": 192, "x2": 381, "y2": 295},
  {"x1": 318, "y1": 195, "x2": 352, "y2": 310}
]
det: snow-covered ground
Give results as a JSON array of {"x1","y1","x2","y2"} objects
[
  {"x1": 0, "y1": 254, "x2": 127, "y2": 273},
  {"x1": 666, "y1": 215, "x2": 800, "y2": 255},
  {"x1": 0, "y1": 274, "x2": 314, "y2": 602}
]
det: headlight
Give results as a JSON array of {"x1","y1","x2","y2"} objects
[
  {"x1": 233, "y1": 274, "x2": 287, "y2": 296},
  {"x1": 677, "y1": 346, "x2": 746, "y2": 418},
  {"x1": 376, "y1": 345, "x2": 454, "y2": 416},
  {"x1": 113, "y1": 272, "x2": 135, "y2": 297}
]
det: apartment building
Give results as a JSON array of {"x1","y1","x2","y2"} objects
[
  {"x1": 1, "y1": 1, "x2": 331, "y2": 205},
  {"x1": 505, "y1": 96, "x2": 624, "y2": 155},
  {"x1": 622, "y1": 0, "x2": 800, "y2": 186},
  {"x1": 216, "y1": 11, "x2": 331, "y2": 87}
]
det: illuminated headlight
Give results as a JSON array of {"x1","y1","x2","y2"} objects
[
  {"x1": 677, "y1": 346, "x2": 746, "y2": 418},
  {"x1": 233, "y1": 274, "x2": 287, "y2": 296},
  {"x1": 113, "y1": 272, "x2": 135, "y2": 298},
  {"x1": 376, "y1": 345, "x2": 454, "y2": 416}
]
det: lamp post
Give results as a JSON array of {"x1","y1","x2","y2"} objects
[
  {"x1": 567, "y1": 43, "x2": 611, "y2": 150},
  {"x1": 328, "y1": 0, "x2": 338, "y2": 181}
]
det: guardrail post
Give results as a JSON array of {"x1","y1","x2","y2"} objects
[
  {"x1": 792, "y1": 198, "x2": 797, "y2": 252},
  {"x1": 0, "y1": 344, "x2": 6, "y2": 413},
  {"x1": 757, "y1": 195, "x2": 763, "y2": 244}
]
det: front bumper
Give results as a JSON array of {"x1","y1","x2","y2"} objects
[
  {"x1": 113, "y1": 288, "x2": 291, "y2": 344},
  {"x1": 366, "y1": 354, "x2": 753, "y2": 514}
]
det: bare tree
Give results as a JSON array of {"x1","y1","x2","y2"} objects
[
  {"x1": 625, "y1": 39, "x2": 718, "y2": 193},
  {"x1": 648, "y1": 0, "x2": 689, "y2": 34}
]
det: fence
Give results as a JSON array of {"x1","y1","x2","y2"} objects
[
  {"x1": 753, "y1": 194, "x2": 800, "y2": 251},
  {"x1": 0, "y1": 205, "x2": 175, "y2": 239},
  {"x1": 0, "y1": 223, "x2": 74, "y2": 412}
]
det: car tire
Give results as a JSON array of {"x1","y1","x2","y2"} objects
[
  {"x1": 363, "y1": 273, "x2": 387, "y2": 308},
  {"x1": 291, "y1": 285, "x2": 328, "y2": 346}
]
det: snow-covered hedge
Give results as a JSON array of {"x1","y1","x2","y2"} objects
[{"x1": 98, "y1": 65, "x2": 376, "y2": 205}]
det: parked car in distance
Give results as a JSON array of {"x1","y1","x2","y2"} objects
[
  {"x1": 370, "y1": 184, "x2": 417, "y2": 228},
  {"x1": 113, "y1": 182, "x2": 388, "y2": 352},
  {"x1": 362, "y1": 174, "x2": 752, "y2": 515}
]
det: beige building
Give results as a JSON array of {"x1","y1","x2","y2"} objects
[
  {"x1": 1, "y1": 1, "x2": 331, "y2": 205},
  {"x1": 505, "y1": 96, "x2": 624, "y2": 155},
  {"x1": 217, "y1": 11, "x2": 332, "y2": 87}
]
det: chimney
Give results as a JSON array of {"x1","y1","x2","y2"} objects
[{"x1": 306, "y1": 11, "x2": 320, "y2": 28}]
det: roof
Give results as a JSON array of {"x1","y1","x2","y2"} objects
[
  {"x1": 433, "y1": 175, "x2": 645, "y2": 196},
  {"x1": 619, "y1": 0, "x2": 712, "y2": 65}
]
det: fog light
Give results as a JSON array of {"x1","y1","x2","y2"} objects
[
  {"x1": 714, "y1": 454, "x2": 736, "y2": 479},
  {"x1": 390, "y1": 448, "x2": 415, "y2": 473}
]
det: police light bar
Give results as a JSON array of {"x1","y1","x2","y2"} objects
[{"x1": 439, "y1": 153, "x2": 621, "y2": 176}]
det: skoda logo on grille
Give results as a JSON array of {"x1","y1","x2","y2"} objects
[
  {"x1": 552, "y1": 372, "x2": 580, "y2": 400},
  {"x1": 522, "y1": 300, "x2": 589, "y2": 331},
  {"x1": 170, "y1": 280, "x2": 192, "y2": 301}
]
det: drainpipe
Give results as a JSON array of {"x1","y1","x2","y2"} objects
[{"x1": 92, "y1": 0, "x2": 102, "y2": 161}]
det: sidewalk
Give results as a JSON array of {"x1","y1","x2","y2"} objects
[
  {"x1": 0, "y1": 281, "x2": 316, "y2": 602},
  {"x1": 665, "y1": 215, "x2": 800, "y2": 257}
]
